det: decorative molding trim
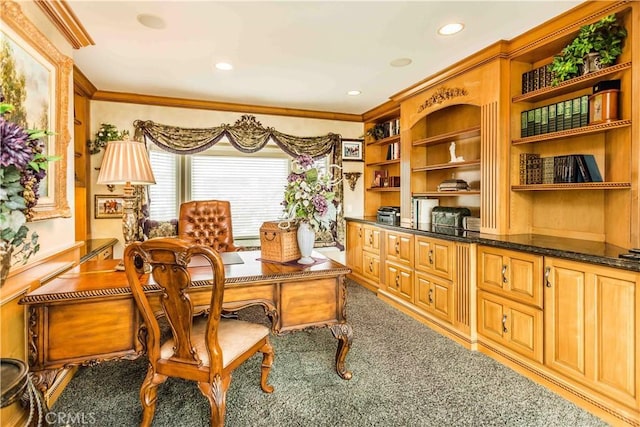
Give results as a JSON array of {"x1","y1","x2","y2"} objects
[
  {"x1": 73, "y1": 65, "x2": 97, "y2": 97},
  {"x1": 90, "y1": 89, "x2": 363, "y2": 123},
  {"x1": 417, "y1": 87, "x2": 469, "y2": 113},
  {"x1": 34, "y1": 0, "x2": 94, "y2": 49}
]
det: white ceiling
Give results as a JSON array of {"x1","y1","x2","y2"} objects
[{"x1": 69, "y1": 1, "x2": 585, "y2": 116}]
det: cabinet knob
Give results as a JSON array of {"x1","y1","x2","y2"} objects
[
  {"x1": 544, "y1": 266, "x2": 551, "y2": 287},
  {"x1": 502, "y1": 314, "x2": 508, "y2": 333},
  {"x1": 501, "y1": 265, "x2": 508, "y2": 284},
  {"x1": 428, "y1": 249, "x2": 433, "y2": 265}
]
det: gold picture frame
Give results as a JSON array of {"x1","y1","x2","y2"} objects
[
  {"x1": 1, "y1": 0, "x2": 71, "y2": 220},
  {"x1": 95, "y1": 195, "x2": 125, "y2": 219}
]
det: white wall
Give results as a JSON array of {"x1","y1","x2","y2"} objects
[
  {"x1": 89, "y1": 101, "x2": 364, "y2": 257},
  {"x1": 17, "y1": 2, "x2": 76, "y2": 264}
]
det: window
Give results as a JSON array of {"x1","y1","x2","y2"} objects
[
  {"x1": 147, "y1": 145, "x2": 331, "y2": 239},
  {"x1": 190, "y1": 155, "x2": 289, "y2": 238}
]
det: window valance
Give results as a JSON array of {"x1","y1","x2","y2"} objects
[{"x1": 132, "y1": 115, "x2": 346, "y2": 249}]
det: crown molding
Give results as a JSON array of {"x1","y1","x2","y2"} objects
[
  {"x1": 35, "y1": 0, "x2": 94, "y2": 49},
  {"x1": 90, "y1": 90, "x2": 363, "y2": 122}
]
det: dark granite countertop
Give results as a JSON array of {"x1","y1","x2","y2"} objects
[
  {"x1": 346, "y1": 216, "x2": 640, "y2": 273},
  {"x1": 80, "y1": 238, "x2": 119, "y2": 264}
]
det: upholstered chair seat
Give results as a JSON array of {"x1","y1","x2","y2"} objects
[{"x1": 178, "y1": 200, "x2": 242, "y2": 252}]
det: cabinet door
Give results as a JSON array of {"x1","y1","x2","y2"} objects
[
  {"x1": 415, "y1": 236, "x2": 454, "y2": 280},
  {"x1": 478, "y1": 290, "x2": 543, "y2": 363},
  {"x1": 544, "y1": 257, "x2": 638, "y2": 408},
  {"x1": 362, "y1": 252, "x2": 380, "y2": 287},
  {"x1": 346, "y1": 222, "x2": 363, "y2": 276},
  {"x1": 385, "y1": 262, "x2": 413, "y2": 303},
  {"x1": 386, "y1": 232, "x2": 414, "y2": 265},
  {"x1": 362, "y1": 225, "x2": 380, "y2": 254},
  {"x1": 415, "y1": 271, "x2": 454, "y2": 324},
  {"x1": 478, "y1": 246, "x2": 542, "y2": 308}
]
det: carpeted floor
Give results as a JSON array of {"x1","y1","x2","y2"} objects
[{"x1": 52, "y1": 280, "x2": 609, "y2": 426}]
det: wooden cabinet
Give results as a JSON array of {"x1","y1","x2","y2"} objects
[
  {"x1": 544, "y1": 257, "x2": 639, "y2": 409},
  {"x1": 415, "y1": 236, "x2": 454, "y2": 281},
  {"x1": 477, "y1": 246, "x2": 543, "y2": 362},
  {"x1": 415, "y1": 271, "x2": 454, "y2": 324},
  {"x1": 478, "y1": 246, "x2": 543, "y2": 308},
  {"x1": 346, "y1": 221, "x2": 363, "y2": 277},
  {"x1": 384, "y1": 261, "x2": 413, "y2": 303},
  {"x1": 508, "y1": 7, "x2": 635, "y2": 248},
  {"x1": 385, "y1": 230, "x2": 413, "y2": 266},
  {"x1": 414, "y1": 236, "x2": 456, "y2": 324},
  {"x1": 477, "y1": 290, "x2": 543, "y2": 362},
  {"x1": 363, "y1": 107, "x2": 401, "y2": 217}
]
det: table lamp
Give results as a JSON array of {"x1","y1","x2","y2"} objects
[{"x1": 96, "y1": 138, "x2": 156, "y2": 268}]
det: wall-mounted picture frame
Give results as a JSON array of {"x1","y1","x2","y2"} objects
[
  {"x1": 342, "y1": 139, "x2": 363, "y2": 161},
  {"x1": 1, "y1": 1, "x2": 71, "y2": 221},
  {"x1": 95, "y1": 195, "x2": 125, "y2": 219}
]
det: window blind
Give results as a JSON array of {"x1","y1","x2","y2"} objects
[
  {"x1": 148, "y1": 150, "x2": 178, "y2": 221},
  {"x1": 190, "y1": 155, "x2": 289, "y2": 238}
]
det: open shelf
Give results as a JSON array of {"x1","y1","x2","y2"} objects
[
  {"x1": 412, "y1": 126, "x2": 480, "y2": 147},
  {"x1": 511, "y1": 182, "x2": 631, "y2": 191},
  {"x1": 412, "y1": 159, "x2": 480, "y2": 172},
  {"x1": 512, "y1": 62, "x2": 631, "y2": 103},
  {"x1": 512, "y1": 120, "x2": 631, "y2": 145},
  {"x1": 366, "y1": 134, "x2": 400, "y2": 147},
  {"x1": 367, "y1": 187, "x2": 401, "y2": 192},
  {"x1": 367, "y1": 158, "x2": 401, "y2": 167},
  {"x1": 413, "y1": 190, "x2": 481, "y2": 197}
]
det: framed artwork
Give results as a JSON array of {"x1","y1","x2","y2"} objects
[
  {"x1": 342, "y1": 139, "x2": 363, "y2": 161},
  {"x1": 95, "y1": 195, "x2": 125, "y2": 219},
  {"x1": 1, "y1": 1, "x2": 71, "y2": 220}
]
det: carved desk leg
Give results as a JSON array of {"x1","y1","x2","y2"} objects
[{"x1": 330, "y1": 323, "x2": 353, "y2": 380}]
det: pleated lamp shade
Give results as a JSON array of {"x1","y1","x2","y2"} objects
[{"x1": 97, "y1": 139, "x2": 156, "y2": 185}]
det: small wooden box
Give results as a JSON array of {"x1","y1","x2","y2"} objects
[{"x1": 260, "y1": 221, "x2": 300, "y2": 262}]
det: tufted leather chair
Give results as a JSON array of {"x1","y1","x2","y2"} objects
[{"x1": 178, "y1": 200, "x2": 242, "y2": 252}]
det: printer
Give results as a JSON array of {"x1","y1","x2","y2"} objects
[{"x1": 377, "y1": 206, "x2": 401, "y2": 226}]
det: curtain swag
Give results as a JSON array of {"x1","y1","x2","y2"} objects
[{"x1": 133, "y1": 115, "x2": 346, "y2": 248}]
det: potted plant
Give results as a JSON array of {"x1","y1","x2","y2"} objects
[
  {"x1": 364, "y1": 123, "x2": 386, "y2": 141},
  {"x1": 551, "y1": 13, "x2": 627, "y2": 85}
]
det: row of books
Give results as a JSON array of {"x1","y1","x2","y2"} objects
[
  {"x1": 521, "y1": 63, "x2": 554, "y2": 94},
  {"x1": 379, "y1": 118, "x2": 401, "y2": 139},
  {"x1": 520, "y1": 95, "x2": 588, "y2": 138},
  {"x1": 386, "y1": 141, "x2": 400, "y2": 160},
  {"x1": 519, "y1": 153, "x2": 603, "y2": 185}
]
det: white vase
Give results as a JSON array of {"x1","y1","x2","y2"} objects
[{"x1": 296, "y1": 222, "x2": 315, "y2": 264}]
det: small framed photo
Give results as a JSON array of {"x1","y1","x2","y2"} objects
[
  {"x1": 95, "y1": 195, "x2": 125, "y2": 219},
  {"x1": 342, "y1": 139, "x2": 363, "y2": 161}
]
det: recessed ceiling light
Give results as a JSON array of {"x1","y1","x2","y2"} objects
[
  {"x1": 215, "y1": 62, "x2": 233, "y2": 71},
  {"x1": 137, "y1": 14, "x2": 166, "y2": 30},
  {"x1": 390, "y1": 58, "x2": 412, "y2": 67},
  {"x1": 347, "y1": 90, "x2": 361, "y2": 96},
  {"x1": 438, "y1": 23, "x2": 464, "y2": 36}
]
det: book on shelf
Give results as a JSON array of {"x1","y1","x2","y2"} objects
[
  {"x1": 556, "y1": 101, "x2": 565, "y2": 131},
  {"x1": 563, "y1": 99, "x2": 572, "y2": 130},
  {"x1": 527, "y1": 110, "x2": 535, "y2": 137},
  {"x1": 541, "y1": 106, "x2": 549, "y2": 134},
  {"x1": 521, "y1": 111, "x2": 528, "y2": 138},
  {"x1": 521, "y1": 154, "x2": 603, "y2": 184},
  {"x1": 571, "y1": 97, "x2": 581, "y2": 129},
  {"x1": 437, "y1": 179, "x2": 470, "y2": 191},
  {"x1": 534, "y1": 108, "x2": 542, "y2": 135},
  {"x1": 386, "y1": 141, "x2": 400, "y2": 160},
  {"x1": 548, "y1": 104, "x2": 557, "y2": 133},
  {"x1": 580, "y1": 95, "x2": 589, "y2": 127}
]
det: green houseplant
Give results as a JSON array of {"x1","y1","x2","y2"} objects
[{"x1": 551, "y1": 13, "x2": 627, "y2": 85}]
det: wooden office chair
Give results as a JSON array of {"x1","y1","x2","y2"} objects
[
  {"x1": 178, "y1": 200, "x2": 242, "y2": 252},
  {"x1": 123, "y1": 238, "x2": 274, "y2": 427}
]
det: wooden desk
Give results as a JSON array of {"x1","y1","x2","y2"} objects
[{"x1": 20, "y1": 251, "x2": 353, "y2": 394}]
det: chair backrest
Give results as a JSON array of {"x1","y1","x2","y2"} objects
[
  {"x1": 178, "y1": 200, "x2": 240, "y2": 252},
  {"x1": 123, "y1": 238, "x2": 226, "y2": 370}
]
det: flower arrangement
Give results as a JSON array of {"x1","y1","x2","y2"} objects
[
  {"x1": 1, "y1": 102, "x2": 57, "y2": 269},
  {"x1": 282, "y1": 154, "x2": 337, "y2": 232},
  {"x1": 88, "y1": 123, "x2": 129, "y2": 154}
]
